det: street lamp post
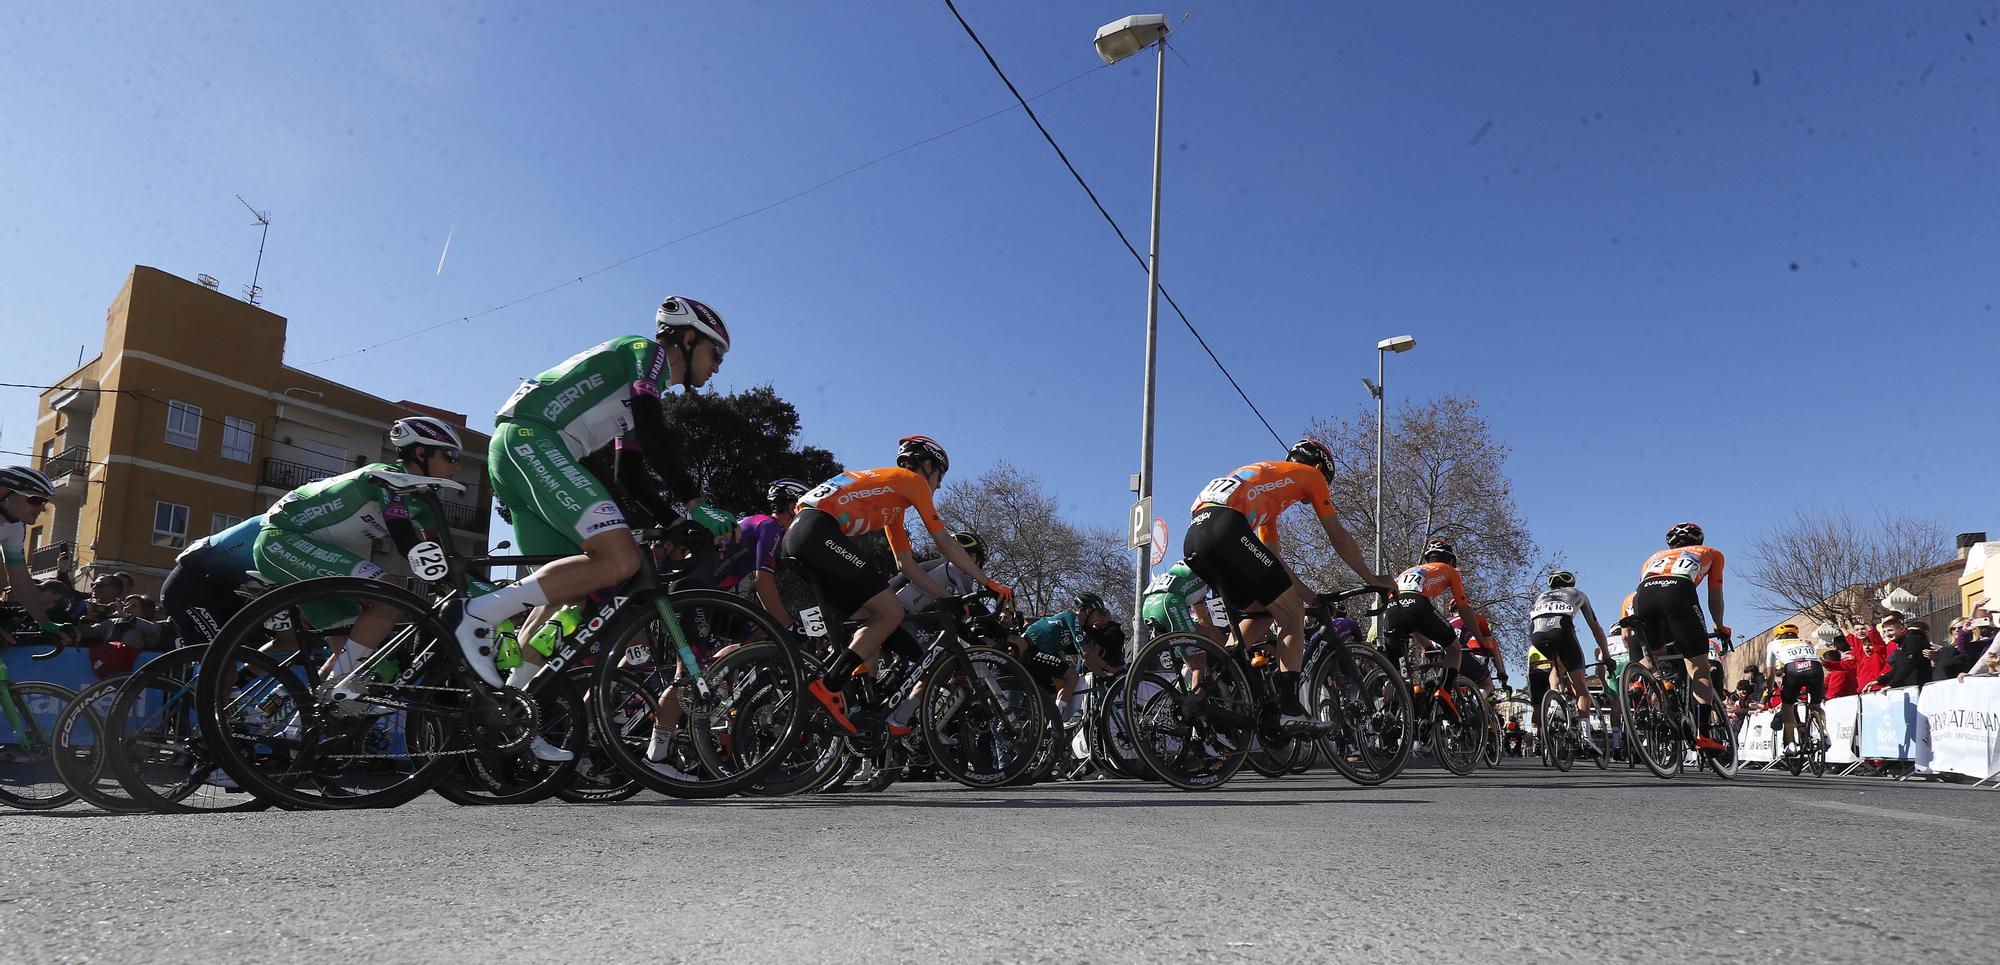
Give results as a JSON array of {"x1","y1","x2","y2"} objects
[
  {"x1": 1364, "y1": 336, "x2": 1415, "y2": 577},
  {"x1": 1095, "y1": 14, "x2": 1171, "y2": 646}
]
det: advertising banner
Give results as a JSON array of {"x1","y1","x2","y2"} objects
[
  {"x1": 1823, "y1": 694, "x2": 1862, "y2": 765},
  {"x1": 1858, "y1": 686, "x2": 1923, "y2": 760},
  {"x1": 1737, "y1": 710, "x2": 1776, "y2": 763},
  {"x1": 1915, "y1": 678, "x2": 2000, "y2": 779}
]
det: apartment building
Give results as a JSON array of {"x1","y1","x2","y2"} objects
[{"x1": 25, "y1": 266, "x2": 491, "y2": 592}]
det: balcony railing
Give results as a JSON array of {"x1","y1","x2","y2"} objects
[
  {"x1": 441, "y1": 499, "x2": 488, "y2": 532},
  {"x1": 260, "y1": 457, "x2": 337, "y2": 490},
  {"x1": 31, "y1": 541, "x2": 70, "y2": 573},
  {"x1": 42, "y1": 445, "x2": 89, "y2": 482}
]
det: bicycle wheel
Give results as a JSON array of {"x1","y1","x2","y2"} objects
[
  {"x1": 1586, "y1": 704, "x2": 1612, "y2": 770},
  {"x1": 1429, "y1": 679, "x2": 1483, "y2": 776},
  {"x1": 1481, "y1": 704, "x2": 1504, "y2": 769},
  {"x1": 554, "y1": 665, "x2": 643, "y2": 804},
  {"x1": 196, "y1": 576, "x2": 467, "y2": 810},
  {"x1": 1120, "y1": 632, "x2": 1252, "y2": 791},
  {"x1": 1539, "y1": 692, "x2": 1574, "y2": 772},
  {"x1": 106, "y1": 646, "x2": 269, "y2": 814},
  {"x1": 1310, "y1": 643, "x2": 1414, "y2": 787},
  {"x1": 696, "y1": 642, "x2": 835, "y2": 796},
  {"x1": 0, "y1": 682, "x2": 79, "y2": 810},
  {"x1": 1700, "y1": 705, "x2": 1741, "y2": 780},
  {"x1": 436, "y1": 669, "x2": 585, "y2": 806},
  {"x1": 1090, "y1": 675, "x2": 1152, "y2": 780},
  {"x1": 591, "y1": 589, "x2": 806, "y2": 799},
  {"x1": 921, "y1": 645, "x2": 1046, "y2": 788},
  {"x1": 1618, "y1": 662, "x2": 1680, "y2": 780},
  {"x1": 1806, "y1": 710, "x2": 1828, "y2": 777},
  {"x1": 52, "y1": 676, "x2": 142, "y2": 812}
]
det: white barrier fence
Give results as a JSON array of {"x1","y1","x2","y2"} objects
[{"x1": 1735, "y1": 677, "x2": 2000, "y2": 784}]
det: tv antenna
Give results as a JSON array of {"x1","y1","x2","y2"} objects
[{"x1": 237, "y1": 194, "x2": 271, "y2": 306}]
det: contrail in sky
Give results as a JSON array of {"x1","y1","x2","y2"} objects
[{"x1": 436, "y1": 225, "x2": 453, "y2": 275}]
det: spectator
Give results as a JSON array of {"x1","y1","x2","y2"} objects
[
  {"x1": 1822, "y1": 637, "x2": 1858, "y2": 698},
  {"x1": 1849, "y1": 617, "x2": 1895, "y2": 690},
  {"x1": 1871, "y1": 618, "x2": 1933, "y2": 690},
  {"x1": 1960, "y1": 601, "x2": 2000, "y2": 679}
]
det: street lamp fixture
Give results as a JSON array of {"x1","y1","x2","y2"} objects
[
  {"x1": 1377, "y1": 335, "x2": 1416, "y2": 354},
  {"x1": 1094, "y1": 14, "x2": 1169, "y2": 64}
]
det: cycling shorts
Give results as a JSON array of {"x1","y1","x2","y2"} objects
[
  {"x1": 1380, "y1": 592, "x2": 1455, "y2": 667},
  {"x1": 1182, "y1": 507, "x2": 1291, "y2": 613},
  {"x1": 488, "y1": 420, "x2": 629, "y2": 557},
  {"x1": 1781, "y1": 663, "x2": 1825, "y2": 705},
  {"x1": 1530, "y1": 626, "x2": 1585, "y2": 673},
  {"x1": 1458, "y1": 650, "x2": 1493, "y2": 687},
  {"x1": 1628, "y1": 577, "x2": 1709, "y2": 661},
  {"x1": 253, "y1": 528, "x2": 388, "y2": 628},
  {"x1": 1528, "y1": 667, "x2": 1551, "y2": 708},
  {"x1": 159, "y1": 563, "x2": 245, "y2": 648},
  {"x1": 780, "y1": 508, "x2": 890, "y2": 620}
]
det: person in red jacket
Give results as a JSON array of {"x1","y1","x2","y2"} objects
[
  {"x1": 1821, "y1": 639, "x2": 1858, "y2": 698},
  {"x1": 1848, "y1": 617, "x2": 1896, "y2": 690}
]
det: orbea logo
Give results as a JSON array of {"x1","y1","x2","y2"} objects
[
  {"x1": 1246, "y1": 478, "x2": 1295, "y2": 498},
  {"x1": 837, "y1": 486, "x2": 894, "y2": 504}
]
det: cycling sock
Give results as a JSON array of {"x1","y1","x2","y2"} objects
[
  {"x1": 1275, "y1": 670, "x2": 1306, "y2": 715},
  {"x1": 466, "y1": 576, "x2": 550, "y2": 624},
  {"x1": 825, "y1": 648, "x2": 863, "y2": 692},
  {"x1": 887, "y1": 693, "x2": 921, "y2": 727}
]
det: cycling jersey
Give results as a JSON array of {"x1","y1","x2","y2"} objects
[
  {"x1": 0, "y1": 518, "x2": 24, "y2": 567},
  {"x1": 496, "y1": 336, "x2": 673, "y2": 462},
  {"x1": 177, "y1": 514, "x2": 264, "y2": 584},
  {"x1": 1025, "y1": 611, "x2": 1085, "y2": 659},
  {"x1": 687, "y1": 514, "x2": 784, "y2": 591},
  {"x1": 890, "y1": 557, "x2": 981, "y2": 614},
  {"x1": 1141, "y1": 561, "x2": 1214, "y2": 634},
  {"x1": 1527, "y1": 645, "x2": 1552, "y2": 671},
  {"x1": 1768, "y1": 636, "x2": 1823, "y2": 669},
  {"x1": 1638, "y1": 545, "x2": 1725, "y2": 590},
  {"x1": 1395, "y1": 562, "x2": 1468, "y2": 605},
  {"x1": 263, "y1": 464, "x2": 438, "y2": 554},
  {"x1": 797, "y1": 467, "x2": 946, "y2": 556},
  {"x1": 1191, "y1": 460, "x2": 1337, "y2": 544},
  {"x1": 1529, "y1": 587, "x2": 1598, "y2": 634}
]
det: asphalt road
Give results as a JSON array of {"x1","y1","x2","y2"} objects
[{"x1": 4, "y1": 765, "x2": 1993, "y2": 964}]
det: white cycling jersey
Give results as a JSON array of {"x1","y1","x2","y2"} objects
[
  {"x1": 1768, "y1": 637, "x2": 1821, "y2": 668},
  {"x1": 0, "y1": 518, "x2": 25, "y2": 567}
]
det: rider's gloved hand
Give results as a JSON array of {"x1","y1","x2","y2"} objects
[
  {"x1": 985, "y1": 580, "x2": 1015, "y2": 608},
  {"x1": 40, "y1": 620, "x2": 75, "y2": 642}
]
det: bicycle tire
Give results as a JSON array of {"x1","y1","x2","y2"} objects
[
  {"x1": 196, "y1": 576, "x2": 466, "y2": 810},
  {"x1": 435, "y1": 669, "x2": 586, "y2": 806},
  {"x1": 590, "y1": 589, "x2": 806, "y2": 799},
  {"x1": 1120, "y1": 632, "x2": 1251, "y2": 791},
  {"x1": 106, "y1": 646, "x2": 271, "y2": 814},
  {"x1": 1807, "y1": 711, "x2": 1828, "y2": 777},
  {"x1": 921, "y1": 645, "x2": 1046, "y2": 788},
  {"x1": 1309, "y1": 643, "x2": 1414, "y2": 787},
  {"x1": 1701, "y1": 706, "x2": 1741, "y2": 780},
  {"x1": 1618, "y1": 662, "x2": 1680, "y2": 780},
  {"x1": 1539, "y1": 691, "x2": 1574, "y2": 772},
  {"x1": 1429, "y1": 680, "x2": 1483, "y2": 776},
  {"x1": 1089, "y1": 674, "x2": 1152, "y2": 780},
  {"x1": 0, "y1": 681, "x2": 80, "y2": 810},
  {"x1": 51, "y1": 676, "x2": 142, "y2": 812},
  {"x1": 1481, "y1": 703, "x2": 1504, "y2": 769},
  {"x1": 554, "y1": 665, "x2": 644, "y2": 804},
  {"x1": 719, "y1": 647, "x2": 846, "y2": 797}
]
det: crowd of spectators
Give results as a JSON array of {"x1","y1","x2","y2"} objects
[
  {"x1": 0, "y1": 551, "x2": 171, "y2": 676},
  {"x1": 1725, "y1": 600, "x2": 2000, "y2": 718}
]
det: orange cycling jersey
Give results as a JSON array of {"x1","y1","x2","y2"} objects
[
  {"x1": 1191, "y1": 461, "x2": 1337, "y2": 544},
  {"x1": 1394, "y1": 561, "x2": 1467, "y2": 604},
  {"x1": 1638, "y1": 545, "x2": 1725, "y2": 589},
  {"x1": 797, "y1": 467, "x2": 945, "y2": 555},
  {"x1": 1620, "y1": 592, "x2": 1636, "y2": 621}
]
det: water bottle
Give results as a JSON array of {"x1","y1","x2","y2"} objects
[
  {"x1": 526, "y1": 606, "x2": 581, "y2": 658},
  {"x1": 494, "y1": 618, "x2": 523, "y2": 671}
]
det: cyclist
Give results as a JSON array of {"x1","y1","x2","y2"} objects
[
  {"x1": 1142, "y1": 559, "x2": 1225, "y2": 648},
  {"x1": 453, "y1": 296, "x2": 733, "y2": 692},
  {"x1": 1628, "y1": 521, "x2": 1730, "y2": 751},
  {"x1": 0, "y1": 467, "x2": 72, "y2": 640},
  {"x1": 874, "y1": 530, "x2": 1011, "y2": 741},
  {"x1": 1528, "y1": 570, "x2": 1611, "y2": 743},
  {"x1": 783, "y1": 435, "x2": 1012, "y2": 735},
  {"x1": 1022, "y1": 592, "x2": 1126, "y2": 721},
  {"x1": 160, "y1": 514, "x2": 267, "y2": 647},
  {"x1": 1767, "y1": 623, "x2": 1826, "y2": 754},
  {"x1": 1182, "y1": 440, "x2": 1390, "y2": 729},
  {"x1": 1382, "y1": 540, "x2": 1484, "y2": 684},
  {"x1": 1451, "y1": 609, "x2": 1509, "y2": 696},
  {"x1": 685, "y1": 478, "x2": 805, "y2": 626}
]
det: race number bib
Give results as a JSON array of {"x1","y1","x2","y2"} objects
[
  {"x1": 1531, "y1": 600, "x2": 1576, "y2": 618},
  {"x1": 1147, "y1": 572, "x2": 1178, "y2": 594},
  {"x1": 800, "y1": 480, "x2": 840, "y2": 506},
  {"x1": 407, "y1": 541, "x2": 450, "y2": 582},
  {"x1": 1196, "y1": 475, "x2": 1243, "y2": 505},
  {"x1": 262, "y1": 610, "x2": 294, "y2": 631},
  {"x1": 798, "y1": 606, "x2": 828, "y2": 638},
  {"x1": 1395, "y1": 569, "x2": 1427, "y2": 594},
  {"x1": 1647, "y1": 551, "x2": 1702, "y2": 580}
]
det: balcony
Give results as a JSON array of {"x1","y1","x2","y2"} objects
[
  {"x1": 260, "y1": 457, "x2": 337, "y2": 490},
  {"x1": 441, "y1": 499, "x2": 488, "y2": 533},
  {"x1": 43, "y1": 446, "x2": 89, "y2": 494},
  {"x1": 30, "y1": 541, "x2": 69, "y2": 574},
  {"x1": 50, "y1": 379, "x2": 99, "y2": 416}
]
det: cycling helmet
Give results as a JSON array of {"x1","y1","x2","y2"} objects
[
  {"x1": 952, "y1": 531, "x2": 988, "y2": 567},
  {"x1": 1548, "y1": 570, "x2": 1576, "y2": 589},
  {"x1": 1775, "y1": 623, "x2": 1800, "y2": 639},
  {"x1": 1421, "y1": 539, "x2": 1456, "y2": 566},
  {"x1": 1074, "y1": 591, "x2": 1107, "y2": 615},
  {"x1": 388, "y1": 416, "x2": 463, "y2": 454},
  {"x1": 0, "y1": 465, "x2": 56, "y2": 500},
  {"x1": 1665, "y1": 522, "x2": 1705, "y2": 548},
  {"x1": 766, "y1": 477, "x2": 808, "y2": 513},
  {"x1": 1286, "y1": 438, "x2": 1334, "y2": 476},
  {"x1": 896, "y1": 435, "x2": 950, "y2": 474},
  {"x1": 656, "y1": 296, "x2": 731, "y2": 355}
]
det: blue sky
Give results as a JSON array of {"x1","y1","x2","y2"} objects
[{"x1": 4, "y1": 2, "x2": 1996, "y2": 624}]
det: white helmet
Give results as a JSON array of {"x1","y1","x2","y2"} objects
[
  {"x1": 656, "y1": 296, "x2": 731, "y2": 354},
  {"x1": 0, "y1": 465, "x2": 55, "y2": 499},
  {"x1": 389, "y1": 416, "x2": 463, "y2": 453}
]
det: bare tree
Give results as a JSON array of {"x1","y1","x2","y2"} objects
[
  {"x1": 1277, "y1": 395, "x2": 1549, "y2": 669},
  {"x1": 935, "y1": 462, "x2": 1128, "y2": 618},
  {"x1": 1744, "y1": 508, "x2": 1949, "y2": 624}
]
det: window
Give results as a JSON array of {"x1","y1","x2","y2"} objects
[
  {"x1": 165, "y1": 400, "x2": 202, "y2": 449},
  {"x1": 153, "y1": 501, "x2": 190, "y2": 549},
  {"x1": 210, "y1": 513, "x2": 243, "y2": 535},
  {"x1": 221, "y1": 417, "x2": 255, "y2": 462}
]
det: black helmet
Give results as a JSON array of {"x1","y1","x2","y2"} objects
[
  {"x1": 952, "y1": 531, "x2": 988, "y2": 567},
  {"x1": 1286, "y1": 438, "x2": 1333, "y2": 476},
  {"x1": 1665, "y1": 522, "x2": 1705, "y2": 548},
  {"x1": 0, "y1": 466, "x2": 56, "y2": 500},
  {"x1": 1548, "y1": 570, "x2": 1576, "y2": 589},
  {"x1": 766, "y1": 477, "x2": 808, "y2": 513},
  {"x1": 1421, "y1": 539, "x2": 1456, "y2": 566},
  {"x1": 896, "y1": 435, "x2": 949, "y2": 474},
  {"x1": 1074, "y1": 591, "x2": 1107, "y2": 615}
]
